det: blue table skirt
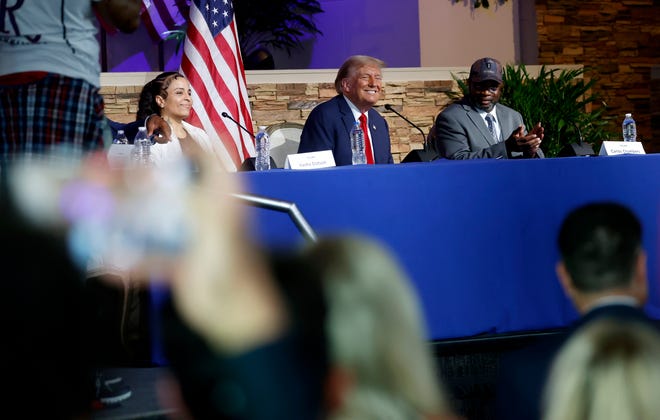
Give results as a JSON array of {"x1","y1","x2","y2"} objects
[{"x1": 237, "y1": 154, "x2": 660, "y2": 341}]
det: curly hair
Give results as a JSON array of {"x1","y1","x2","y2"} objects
[{"x1": 136, "y1": 71, "x2": 186, "y2": 121}]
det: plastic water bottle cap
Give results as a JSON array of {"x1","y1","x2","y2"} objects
[{"x1": 625, "y1": 113, "x2": 632, "y2": 118}]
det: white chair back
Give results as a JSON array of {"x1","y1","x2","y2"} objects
[{"x1": 266, "y1": 122, "x2": 304, "y2": 168}]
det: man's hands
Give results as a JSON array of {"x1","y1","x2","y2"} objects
[{"x1": 507, "y1": 122, "x2": 544, "y2": 158}]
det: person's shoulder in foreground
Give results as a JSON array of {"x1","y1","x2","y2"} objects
[
  {"x1": 542, "y1": 317, "x2": 660, "y2": 420},
  {"x1": 298, "y1": 55, "x2": 393, "y2": 165},
  {"x1": 433, "y1": 57, "x2": 544, "y2": 160}
]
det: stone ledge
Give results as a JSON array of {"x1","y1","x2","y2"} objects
[{"x1": 100, "y1": 65, "x2": 582, "y2": 87}]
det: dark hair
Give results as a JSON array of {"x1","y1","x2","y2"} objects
[
  {"x1": 557, "y1": 202, "x2": 642, "y2": 292},
  {"x1": 334, "y1": 55, "x2": 385, "y2": 94},
  {"x1": 136, "y1": 71, "x2": 185, "y2": 121}
]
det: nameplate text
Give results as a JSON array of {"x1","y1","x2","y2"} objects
[
  {"x1": 285, "y1": 150, "x2": 336, "y2": 170},
  {"x1": 599, "y1": 141, "x2": 646, "y2": 156}
]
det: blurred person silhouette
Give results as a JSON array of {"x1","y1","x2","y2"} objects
[
  {"x1": 162, "y1": 234, "x2": 460, "y2": 419},
  {"x1": 1, "y1": 152, "x2": 140, "y2": 409},
  {"x1": 160, "y1": 249, "x2": 329, "y2": 420},
  {"x1": 542, "y1": 318, "x2": 660, "y2": 420},
  {"x1": 0, "y1": 0, "x2": 141, "y2": 160},
  {"x1": 496, "y1": 202, "x2": 653, "y2": 420},
  {"x1": 0, "y1": 168, "x2": 96, "y2": 417},
  {"x1": 156, "y1": 147, "x2": 324, "y2": 419},
  {"x1": 303, "y1": 235, "x2": 459, "y2": 420}
]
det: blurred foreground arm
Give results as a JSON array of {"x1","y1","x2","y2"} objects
[{"x1": 170, "y1": 152, "x2": 288, "y2": 354}]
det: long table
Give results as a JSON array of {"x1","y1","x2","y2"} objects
[{"x1": 237, "y1": 154, "x2": 660, "y2": 342}]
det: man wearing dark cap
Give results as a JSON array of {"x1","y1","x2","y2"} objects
[{"x1": 432, "y1": 57, "x2": 544, "y2": 159}]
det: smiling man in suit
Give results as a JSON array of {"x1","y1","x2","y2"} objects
[
  {"x1": 433, "y1": 57, "x2": 544, "y2": 160},
  {"x1": 298, "y1": 55, "x2": 394, "y2": 166}
]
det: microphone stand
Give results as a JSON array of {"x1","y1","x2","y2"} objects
[
  {"x1": 384, "y1": 104, "x2": 428, "y2": 152},
  {"x1": 223, "y1": 112, "x2": 278, "y2": 170},
  {"x1": 221, "y1": 111, "x2": 255, "y2": 138},
  {"x1": 384, "y1": 104, "x2": 439, "y2": 163},
  {"x1": 232, "y1": 192, "x2": 317, "y2": 243},
  {"x1": 558, "y1": 121, "x2": 595, "y2": 157}
]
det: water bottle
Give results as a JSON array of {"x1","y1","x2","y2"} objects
[
  {"x1": 350, "y1": 121, "x2": 367, "y2": 165},
  {"x1": 622, "y1": 113, "x2": 637, "y2": 142},
  {"x1": 255, "y1": 126, "x2": 271, "y2": 171},
  {"x1": 113, "y1": 129, "x2": 128, "y2": 144},
  {"x1": 132, "y1": 126, "x2": 152, "y2": 166}
]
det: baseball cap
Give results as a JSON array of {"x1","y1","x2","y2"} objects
[{"x1": 469, "y1": 57, "x2": 503, "y2": 83}]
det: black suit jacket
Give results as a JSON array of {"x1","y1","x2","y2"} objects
[{"x1": 495, "y1": 304, "x2": 657, "y2": 420}]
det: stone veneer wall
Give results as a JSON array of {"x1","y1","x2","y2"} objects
[
  {"x1": 535, "y1": 0, "x2": 660, "y2": 152},
  {"x1": 101, "y1": 74, "x2": 455, "y2": 164}
]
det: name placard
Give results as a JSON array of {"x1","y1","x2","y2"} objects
[
  {"x1": 285, "y1": 150, "x2": 336, "y2": 170},
  {"x1": 599, "y1": 141, "x2": 646, "y2": 156}
]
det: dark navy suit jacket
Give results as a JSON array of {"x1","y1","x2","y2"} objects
[
  {"x1": 495, "y1": 304, "x2": 658, "y2": 420},
  {"x1": 298, "y1": 95, "x2": 394, "y2": 166}
]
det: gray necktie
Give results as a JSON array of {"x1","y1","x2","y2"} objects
[{"x1": 485, "y1": 114, "x2": 497, "y2": 141}]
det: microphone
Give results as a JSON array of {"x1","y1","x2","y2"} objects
[
  {"x1": 221, "y1": 111, "x2": 255, "y2": 138},
  {"x1": 384, "y1": 104, "x2": 428, "y2": 152},
  {"x1": 558, "y1": 121, "x2": 595, "y2": 157},
  {"x1": 573, "y1": 121, "x2": 584, "y2": 145},
  {"x1": 223, "y1": 112, "x2": 277, "y2": 170}
]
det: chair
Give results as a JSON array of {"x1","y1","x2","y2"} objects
[{"x1": 266, "y1": 122, "x2": 304, "y2": 168}]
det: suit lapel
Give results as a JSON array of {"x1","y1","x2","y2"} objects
[
  {"x1": 337, "y1": 96, "x2": 356, "y2": 139},
  {"x1": 463, "y1": 103, "x2": 497, "y2": 146},
  {"x1": 497, "y1": 107, "x2": 515, "y2": 140}
]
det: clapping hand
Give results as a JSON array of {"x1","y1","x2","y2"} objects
[{"x1": 510, "y1": 122, "x2": 543, "y2": 158}]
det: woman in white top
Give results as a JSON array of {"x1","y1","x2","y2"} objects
[{"x1": 137, "y1": 72, "x2": 217, "y2": 168}]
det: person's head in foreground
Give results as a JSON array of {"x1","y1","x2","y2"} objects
[
  {"x1": 556, "y1": 202, "x2": 647, "y2": 313},
  {"x1": 542, "y1": 318, "x2": 660, "y2": 420},
  {"x1": 303, "y1": 235, "x2": 456, "y2": 420}
]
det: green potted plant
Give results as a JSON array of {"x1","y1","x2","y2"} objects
[{"x1": 446, "y1": 64, "x2": 614, "y2": 157}]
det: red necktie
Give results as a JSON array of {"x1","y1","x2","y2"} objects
[{"x1": 359, "y1": 113, "x2": 375, "y2": 164}]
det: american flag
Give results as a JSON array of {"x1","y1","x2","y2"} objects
[
  {"x1": 141, "y1": 0, "x2": 188, "y2": 42},
  {"x1": 180, "y1": 0, "x2": 255, "y2": 171}
]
